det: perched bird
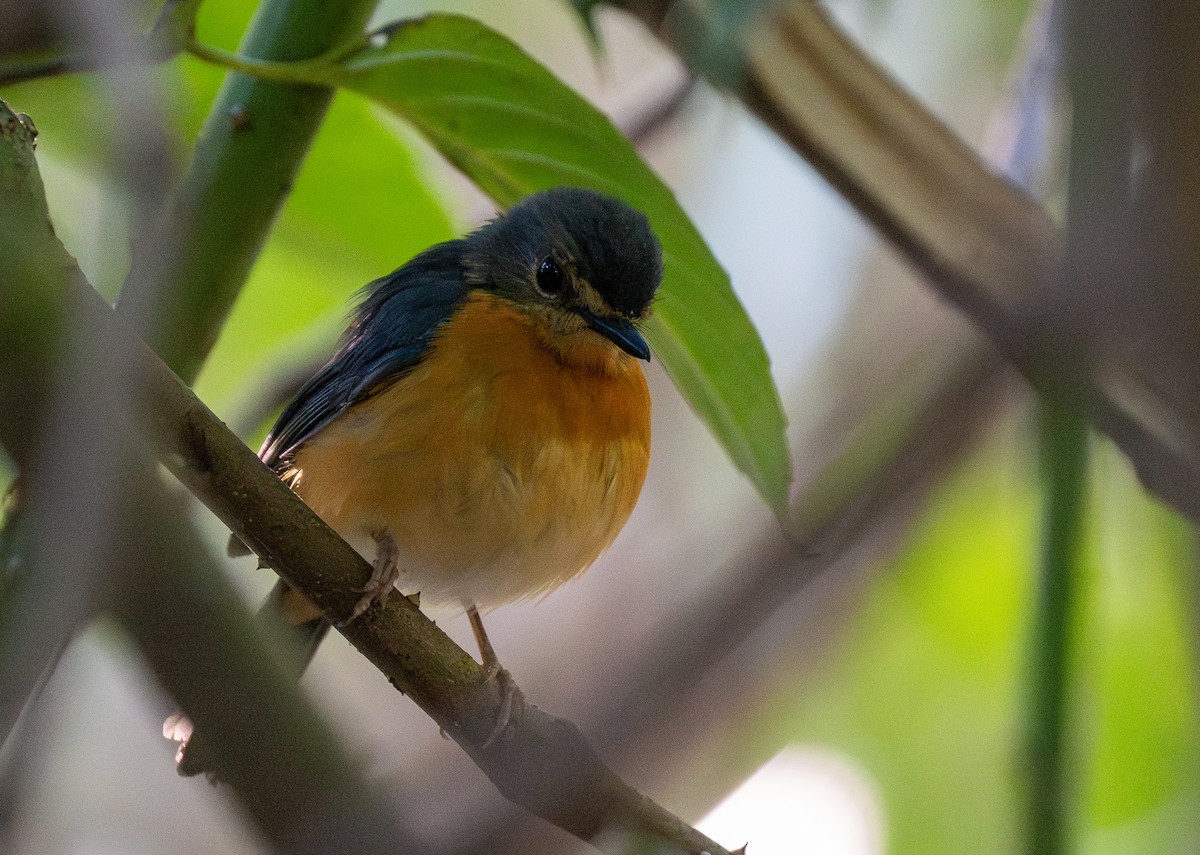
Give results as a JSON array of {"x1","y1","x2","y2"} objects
[{"x1": 175, "y1": 187, "x2": 663, "y2": 759}]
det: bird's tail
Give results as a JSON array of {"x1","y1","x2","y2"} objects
[{"x1": 164, "y1": 579, "x2": 330, "y2": 777}]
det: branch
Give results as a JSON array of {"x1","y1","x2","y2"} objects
[
  {"x1": 112, "y1": 463, "x2": 422, "y2": 855},
  {"x1": 0, "y1": 103, "x2": 96, "y2": 743},
  {"x1": 0, "y1": 52, "x2": 88, "y2": 86},
  {"x1": 0, "y1": 37, "x2": 171, "y2": 87},
  {"x1": 130, "y1": 280, "x2": 727, "y2": 853},
  {"x1": 0, "y1": 104, "x2": 730, "y2": 855},
  {"x1": 605, "y1": 0, "x2": 1200, "y2": 524}
]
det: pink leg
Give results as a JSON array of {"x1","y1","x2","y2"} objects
[
  {"x1": 345, "y1": 530, "x2": 400, "y2": 622},
  {"x1": 467, "y1": 605, "x2": 524, "y2": 748}
]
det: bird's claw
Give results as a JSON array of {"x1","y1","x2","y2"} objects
[
  {"x1": 481, "y1": 664, "x2": 524, "y2": 749},
  {"x1": 341, "y1": 531, "x2": 401, "y2": 623}
]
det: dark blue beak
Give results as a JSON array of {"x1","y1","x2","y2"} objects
[{"x1": 581, "y1": 312, "x2": 651, "y2": 361}]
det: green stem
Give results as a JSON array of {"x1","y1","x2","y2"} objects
[
  {"x1": 182, "y1": 38, "x2": 346, "y2": 86},
  {"x1": 1025, "y1": 381, "x2": 1088, "y2": 855},
  {"x1": 116, "y1": 0, "x2": 380, "y2": 385}
]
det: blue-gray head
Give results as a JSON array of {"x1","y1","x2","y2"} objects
[{"x1": 464, "y1": 187, "x2": 663, "y2": 360}]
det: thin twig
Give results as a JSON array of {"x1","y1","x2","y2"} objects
[
  {"x1": 1025, "y1": 388, "x2": 1087, "y2": 855},
  {"x1": 0, "y1": 53, "x2": 87, "y2": 86},
  {"x1": 182, "y1": 38, "x2": 334, "y2": 84}
]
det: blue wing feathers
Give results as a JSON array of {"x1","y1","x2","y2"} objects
[{"x1": 259, "y1": 240, "x2": 472, "y2": 469}]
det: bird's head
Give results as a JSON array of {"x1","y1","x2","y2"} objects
[{"x1": 464, "y1": 187, "x2": 663, "y2": 369}]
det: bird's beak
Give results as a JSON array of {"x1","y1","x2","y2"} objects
[{"x1": 580, "y1": 311, "x2": 651, "y2": 361}]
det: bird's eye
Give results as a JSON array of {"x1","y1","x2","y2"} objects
[{"x1": 536, "y1": 257, "x2": 565, "y2": 295}]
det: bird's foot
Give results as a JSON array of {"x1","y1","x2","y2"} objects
[
  {"x1": 345, "y1": 530, "x2": 401, "y2": 622},
  {"x1": 481, "y1": 661, "x2": 525, "y2": 749},
  {"x1": 468, "y1": 604, "x2": 525, "y2": 748}
]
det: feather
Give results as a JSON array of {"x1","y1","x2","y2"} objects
[{"x1": 259, "y1": 240, "x2": 471, "y2": 471}]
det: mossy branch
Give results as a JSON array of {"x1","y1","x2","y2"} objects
[{"x1": 0, "y1": 98, "x2": 730, "y2": 855}]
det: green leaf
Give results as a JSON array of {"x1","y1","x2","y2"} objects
[{"x1": 326, "y1": 14, "x2": 792, "y2": 518}]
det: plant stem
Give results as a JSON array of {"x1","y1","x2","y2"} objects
[
  {"x1": 183, "y1": 39, "x2": 334, "y2": 85},
  {"x1": 115, "y1": 0, "x2": 380, "y2": 385},
  {"x1": 1026, "y1": 379, "x2": 1088, "y2": 855}
]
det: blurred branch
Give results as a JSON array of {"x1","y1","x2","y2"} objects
[
  {"x1": 0, "y1": 104, "x2": 730, "y2": 855},
  {"x1": 603, "y1": 0, "x2": 1200, "y2": 524},
  {"x1": 0, "y1": 0, "x2": 197, "y2": 749},
  {"x1": 604, "y1": 0, "x2": 1057, "y2": 310},
  {"x1": 116, "y1": 0, "x2": 379, "y2": 385},
  {"x1": 601, "y1": 350, "x2": 1012, "y2": 761},
  {"x1": 0, "y1": 52, "x2": 86, "y2": 86},
  {"x1": 0, "y1": 102, "x2": 95, "y2": 743},
  {"x1": 0, "y1": 37, "x2": 167, "y2": 87},
  {"x1": 1131, "y1": 2, "x2": 1200, "y2": 711},
  {"x1": 112, "y1": 464, "x2": 421, "y2": 855},
  {"x1": 0, "y1": 0, "x2": 197, "y2": 85},
  {"x1": 619, "y1": 72, "x2": 697, "y2": 146}
]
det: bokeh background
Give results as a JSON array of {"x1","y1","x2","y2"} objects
[{"x1": 2, "y1": 0, "x2": 1197, "y2": 853}]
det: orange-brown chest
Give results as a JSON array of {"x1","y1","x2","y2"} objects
[{"x1": 290, "y1": 293, "x2": 652, "y2": 606}]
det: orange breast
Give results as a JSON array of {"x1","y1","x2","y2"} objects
[{"x1": 289, "y1": 292, "x2": 651, "y2": 607}]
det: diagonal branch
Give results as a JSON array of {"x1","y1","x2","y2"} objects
[
  {"x1": 0, "y1": 107, "x2": 730, "y2": 854},
  {"x1": 0, "y1": 135, "x2": 729, "y2": 855},
  {"x1": 114, "y1": 460, "x2": 425, "y2": 855},
  {"x1": 128, "y1": 280, "x2": 728, "y2": 854}
]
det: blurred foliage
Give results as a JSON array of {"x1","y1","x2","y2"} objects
[{"x1": 752, "y1": 418, "x2": 1199, "y2": 854}]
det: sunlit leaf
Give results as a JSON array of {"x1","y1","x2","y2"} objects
[{"x1": 323, "y1": 13, "x2": 792, "y2": 518}]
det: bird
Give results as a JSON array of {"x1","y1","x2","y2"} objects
[{"x1": 171, "y1": 186, "x2": 663, "y2": 761}]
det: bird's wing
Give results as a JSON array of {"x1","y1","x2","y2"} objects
[{"x1": 259, "y1": 240, "x2": 472, "y2": 471}]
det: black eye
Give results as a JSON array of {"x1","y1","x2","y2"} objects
[{"x1": 536, "y1": 257, "x2": 565, "y2": 295}]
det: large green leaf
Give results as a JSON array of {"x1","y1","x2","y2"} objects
[{"x1": 322, "y1": 13, "x2": 792, "y2": 518}]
